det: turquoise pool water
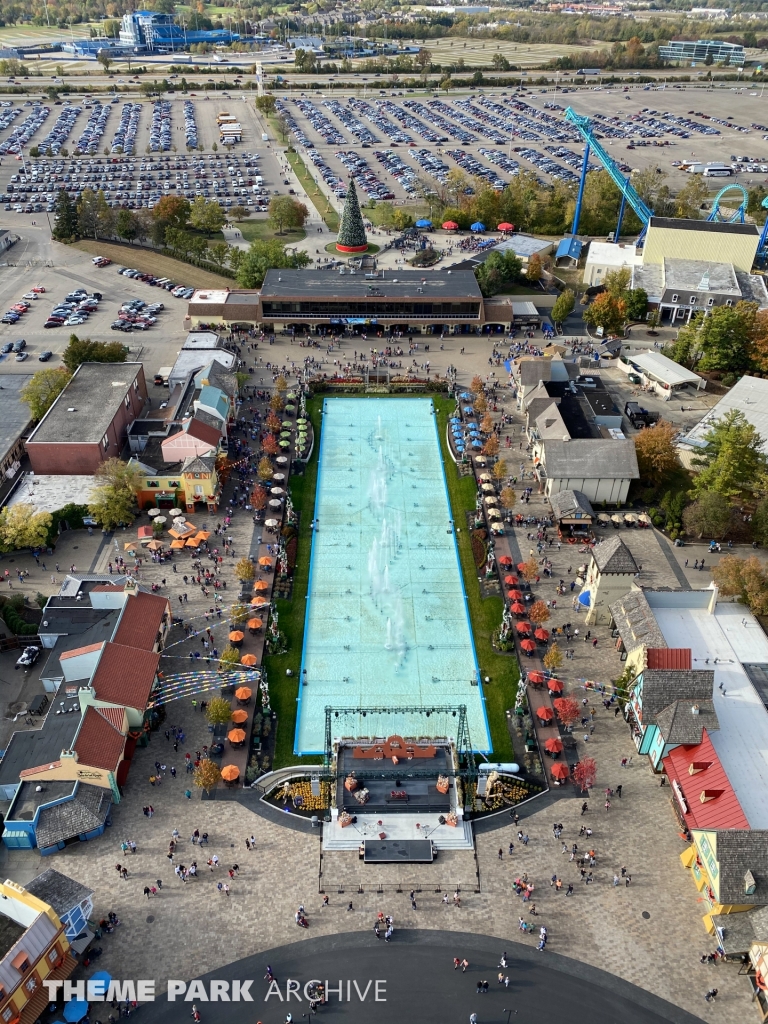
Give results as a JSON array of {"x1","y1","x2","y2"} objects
[{"x1": 295, "y1": 397, "x2": 491, "y2": 755}]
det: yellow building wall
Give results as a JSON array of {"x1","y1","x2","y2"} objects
[{"x1": 643, "y1": 225, "x2": 758, "y2": 272}]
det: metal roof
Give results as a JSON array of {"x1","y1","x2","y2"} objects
[
  {"x1": 663, "y1": 729, "x2": 748, "y2": 831},
  {"x1": 682, "y1": 375, "x2": 768, "y2": 455},
  {"x1": 555, "y1": 236, "x2": 583, "y2": 261},
  {"x1": 259, "y1": 268, "x2": 482, "y2": 300},
  {"x1": 542, "y1": 438, "x2": 639, "y2": 480},
  {"x1": 627, "y1": 350, "x2": 702, "y2": 388}
]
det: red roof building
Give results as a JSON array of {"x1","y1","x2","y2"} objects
[
  {"x1": 663, "y1": 730, "x2": 749, "y2": 832},
  {"x1": 113, "y1": 591, "x2": 170, "y2": 652},
  {"x1": 646, "y1": 648, "x2": 692, "y2": 670},
  {"x1": 90, "y1": 642, "x2": 160, "y2": 715},
  {"x1": 73, "y1": 707, "x2": 127, "y2": 773}
]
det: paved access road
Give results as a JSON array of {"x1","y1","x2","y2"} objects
[{"x1": 137, "y1": 931, "x2": 707, "y2": 1024}]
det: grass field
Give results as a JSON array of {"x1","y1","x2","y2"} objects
[
  {"x1": 285, "y1": 148, "x2": 340, "y2": 232},
  {"x1": 357, "y1": 39, "x2": 601, "y2": 70},
  {"x1": 237, "y1": 219, "x2": 306, "y2": 245},
  {"x1": 72, "y1": 239, "x2": 236, "y2": 288}
]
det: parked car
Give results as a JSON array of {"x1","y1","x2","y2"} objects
[{"x1": 15, "y1": 646, "x2": 40, "y2": 669}]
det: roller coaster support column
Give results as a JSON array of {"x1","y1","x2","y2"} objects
[
  {"x1": 571, "y1": 142, "x2": 591, "y2": 237},
  {"x1": 615, "y1": 186, "x2": 628, "y2": 242}
]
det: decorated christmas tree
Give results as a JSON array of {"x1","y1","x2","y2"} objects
[{"x1": 335, "y1": 178, "x2": 368, "y2": 252}]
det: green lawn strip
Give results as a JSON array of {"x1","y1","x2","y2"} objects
[
  {"x1": 433, "y1": 397, "x2": 518, "y2": 759},
  {"x1": 238, "y1": 219, "x2": 306, "y2": 245},
  {"x1": 284, "y1": 149, "x2": 340, "y2": 232},
  {"x1": 264, "y1": 396, "x2": 322, "y2": 768}
]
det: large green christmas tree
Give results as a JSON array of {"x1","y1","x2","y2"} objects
[{"x1": 335, "y1": 178, "x2": 368, "y2": 252}]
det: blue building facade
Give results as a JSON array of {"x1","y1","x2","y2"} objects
[{"x1": 119, "y1": 12, "x2": 239, "y2": 53}]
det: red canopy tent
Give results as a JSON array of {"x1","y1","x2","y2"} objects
[
  {"x1": 544, "y1": 737, "x2": 563, "y2": 753},
  {"x1": 516, "y1": 621, "x2": 532, "y2": 634},
  {"x1": 536, "y1": 706, "x2": 554, "y2": 721},
  {"x1": 551, "y1": 762, "x2": 570, "y2": 780}
]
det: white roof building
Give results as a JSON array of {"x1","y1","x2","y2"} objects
[
  {"x1": 582, "y1": 241, "x2": 642, "y2": 287},
  {"x1": 649, "y1": 593, "x2": 768, "y2": 829},
  {"x1": 681, "y1": 375, "x2": 768, "y2": 454},
  {"x1": 619, "y1": 349, "x2": 704, "y2": 396}
]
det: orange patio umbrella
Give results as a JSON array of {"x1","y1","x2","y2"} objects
[
  {"x1": 507, "y1": 589, "x2": 523, "y2": 600},
  {"x1": 251, "y1": 596, "x2": 269, "y2": 607},
  {"x1": 521, "y1": 639, "x2": 536, "y2": 652},
  {"x1": 528, "y1": 671, "x2": 546, "y2": 684},
  {"x1": 185, "y1": 537, "x2": 201, "y2": 547},
  {"x1": 146, "y1": 539, "x2": 163, "y2": 551},
  {"x1": 221, "y1": 764, "x2": 240, "y2": 782},
  {"x1": 544, "y1": 737, "x2": 564, "y2": 753},
  {"x1": 253, "y1": 580, "x2": 269, "y2": 591},
  {"x1": 510, "y1": 602, "x2": 526, "y2": 615},
  {"x1": 241, "y1": 653, "x2": 258, "y2": 667},
  {"x1": 547, "y1": 678, "x2": 564, "y2": 693},
  {"x1": 516, "y1": 621, "x2": 531, "y2": 634},
  {"x1": 235, "y1": 686, "x2": 252, "y2": 701},
  {"x1": 258, "y1": 556, "x2": 273, "y2": 566},
  {"x1": 228, "y1": 728, "x2": 246, "y2": 743},
  {"x1": 499, "y1": 556, "x2": 513, "y2": 566},
  {"x1": 231, "y1": 709, "x2": 248, "y2": 724},
  {"x1": 503, "y1": 575, "x2": 519, "y2": 586},
  {"x1": 170, "y1": 539, "x2": 186, "y2": 549},
  {"x1": 229, "y1": 631, "x2": 244, "y2": 643},
  {"x1": 247, "y1": 617, "x2": 263, "y2": 631},
  {"x1": 536, "y1": 706, "x2": 554, "y2": 721},
  {"x1": 551, "y1": 762, "x2": 570, "y2": 780},
  {"x1": 535, "y1": 628, "x2": 550, "y2": 641}
]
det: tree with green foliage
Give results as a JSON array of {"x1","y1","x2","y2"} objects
[
  {"x1": 88, "y1": 458, "x2": 143, "y2": 531},
  {"x1": 229, "y1": 205, "x2": 250, "y2": 222},
  {"x1": 551, "y1": 288, "x2": 575, "y2": 326},
  {"x1": 151, "y1": 194, "x2": 191, "y2": 245},
  {"x1": 206, "y1": 696, "x2": 234, "y2": 727},
  {"x1": 474, "y1": 250, "x2": 523, "y2": 297},
  {"x1": 255, "y1": 94, "x2": 276, "y2": 115},
  {"x1": 116, "y1": 208, "x2": 138, "y2": 243},
  {"x1": 228, "y1": 247, "x2": 244, "y2": 274},
  {"x1": 669, "y1": 302, "x2": 757, "y2": 375},
  {"x1": 52, "y1": 188, "x2": 78, "y2": 241},
  {"x1": 336, "y1": 178, "x2": 368, "y2": 250},
  {"x1": 189, "y1": 197, "x2": 226, "y2": 237},
  {"x1": 20, "y1": 367, "x2": 72, "y2": 421},
  {"x1": 236, "y1": 239, "x2": 310, "y2": 289},
  {"x1": 682, "y1": 490, "x2": 731, "y2": 539},
  {"x1": 275, "y1": 115, "x2": 290, "y2": 143},
  {"x1": 625, "y1": 287, "x2": 648, "y2": 322},
  {"x1": 97, "y1": 51, "x2": 113, "y2": 73},
  {"x1": 208, "y1": 242, "x2": 230, "y2": 269},
  {"x1": 692, "y1": 409, "x2": 768, "y2": 498},
  {"x1": 220, "y1": 646, "x2": 241, "y2": 670},
  {"x1": 268, "y1": 195, "x2": 308, "y2": 235},
  {"x1": 0, "y1": 504, "x2": 52, "y2": 552},
  {"x1": 62, "y1": 335, "x2": 128, "y2": 374},
  {"x1": 675, "y1": 175, "x2": 710, "y2": 219}
]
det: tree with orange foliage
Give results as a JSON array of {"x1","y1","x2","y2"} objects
[
  {"x1": 572, "y1": 756, "x2": 597, "y2": 794},
  {"x1": 252, "y1": 485, "x2": 268, "y2": 510},
  {"x1": 269, "y1": 393, "x2": 284, "y2": 414},
  {"x1": 500, "y1": 487, "x2": 516, "y2": 511},
  {"x1": 520, "y1": 557, "x2": 538, "y2": 583},
  {"x1": 470, "y1": 375, "x2": 484, "y2": 394},
  {"x1": 482, "y1": 435, "x2": 499, "y2": 458},
  {"x1": 543, "y1": 642, "x2": 563, "y2": 672},
  {"x1": 553, "y1": 697, "x2": 580, "y2": 729},
  {"x1": 265, "y1": 411, "x2": 282, "y2": 434},
  {"x1": 528, "y1": 600, "x2": 550, "y2": 625},
  {"x1": 262, "y1": 434, "x2": 279, "y2": 456},
  {"x1": 481, "y1": 412, "x2": 494, "y2": 434}
]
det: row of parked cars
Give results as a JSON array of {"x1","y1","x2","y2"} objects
[
  {"x1": 406, "y1": 99, "x2": 476, "y2": 146},
  {"x1": 111, "y1": 297, "x2": 164, "y2": 333},
  {"x1": 0, "y1": 103, "x2": 49, "y2": 155},
  {"x1": 378, "y1": 100, "x2": 444, "y2": 144},
  {"x1": 292, "y1": 98, "x2": 345, "y2": 146},
  {"x1": 373, "y1": 148, "x2": 433, "y2": 199},
  {"x1": 446, "y1": 148, "x2": 506, "y2": 191},
  {"x1": 323, "y1": 99, "x2": 379, "y2": 147},
  {"x1": 306, "y1": 149, "x2": 347, "y2": 200},
  {"x1": 149, "y1": 99, "x2": 173, "y2": 153},
  {"x1": 334, "y1": 151, "x2": 394, "y2": 201},
  {"x1": 348, "y1": 98, "x2": 413, "y2": 145},
  {"x1": 117, "y1": 266, "x2": 195, "y2": 300},
  {"x1": 111, "y1": 102, "x2": 141, "y2": 155},
  {"x1": 44, "y1": 287, "x2": 103, "y2": 329},
  {"x1": 73, "y1": 100, "x2": 112, "y2": 156},
  {"x1": 437, "y1": 98, "x2": 506, "y2": 146},
  {"x1": 0, "y1": 338, "x2": 46, "y2": 362},
  {"x1": 183, "y1": 100, "x2": 199, "y2": 150},
  {"x1": 38, "y1": 103, "x2": 81, "y2": 157}
]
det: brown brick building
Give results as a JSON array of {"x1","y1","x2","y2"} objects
[{"x1": 26, "y1": 363, "x2": 148, "y2": 475}]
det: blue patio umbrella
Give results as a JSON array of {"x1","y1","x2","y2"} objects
[
  {"x1": 89, "y1": 971, "x2": 112, "y2": 995},
  {"x1": 578, "y1": 591, "x2": 591, "y2": 606},
  {"x1": 470, "y1": 221, "x2": 485, "y2": 232},
  {"x1": 64, "y1": 1001, "x2": 89, "y2": 1022},
  {"x1": 460, "y1": 392, "x2": 472, "y2": 399},
  {"x1": 463, "y1": 406, "x2": 473, "y2": 415},
  {"x1": 472, "y1": 440, "x2": 483, "y2": 449},
  {"x1": 415, "y1": 218, "x2": 432, "y2": 228}
]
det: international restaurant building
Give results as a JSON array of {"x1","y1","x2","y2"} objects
[{"x1": 186, "y1": 269, "x2": 514, "y2": 335}]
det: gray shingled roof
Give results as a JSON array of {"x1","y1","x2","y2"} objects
[
  {"x1": 714, "y1": 831, "x2": 768, "y2": 906},
  {"x1": 655, "y1": 698, "x2": 719, "y2": 745},
  {"x1": 711, "y1": 905, "x2": 768, "y2": 954},
  {"x1": 542, "y1": 439, "x2": 639, "y2": 480},
  {"x1": 25, "y1": 869, "x2": 94, "y2": 917},
  {"x1": 639, "y1": 669, "x2": 715, "y2": 725},
  {"x1": 517, "y1": 358, "x2": 553, "y2": 387},
  {"x1": 593, "y1": 535, "x2": 638, "y2": 574},
  {"x1": 610, "y1": 590, "x2": 666, "y2": 651},
  {"x1": 549, "y1": 488, "x2": 594, "y2": 523},
  {"x1": 35, "y1": 784, "x2": 111, "y2": 850}
]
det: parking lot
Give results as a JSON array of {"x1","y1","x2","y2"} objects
[
  {"x1": 279, "y1": 86, "x2": 768, "y2": 213},
  {"x1": 0, "y1": 95, "x2": 291, "y2": 219}
]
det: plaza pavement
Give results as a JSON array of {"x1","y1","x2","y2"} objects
[{"x1": 0, "y1": 335, "x2": 759, "y2": 1023}]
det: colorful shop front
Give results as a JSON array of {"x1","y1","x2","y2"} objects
[
  {"x1": 624, "y1": 667, "x2": 714, "y2": 762},
  {"x1": 680, "y1": 827, "x2": 768, "y2": 935}
]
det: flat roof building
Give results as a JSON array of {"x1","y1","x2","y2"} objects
[
  {"x1": 658, "y1": 38, "x2": 745, "y2": 66},
  {"x1": 619, "y1": 349, "x2": 704, "y2": 396},
  {"x1": 681, "y1": 375, "x2": 768, "y2": 455}
]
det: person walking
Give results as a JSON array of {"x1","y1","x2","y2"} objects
[
  {"x1": 616, "y1": 784, "x2": 622, "y2": 799},
  {"x1": 704, "y1": 989, "x2": 718, "y2": 1002}
]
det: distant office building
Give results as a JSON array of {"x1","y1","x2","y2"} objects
[{"x1": 659, "y1": 38, "x2": 744, "y2": 66}]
